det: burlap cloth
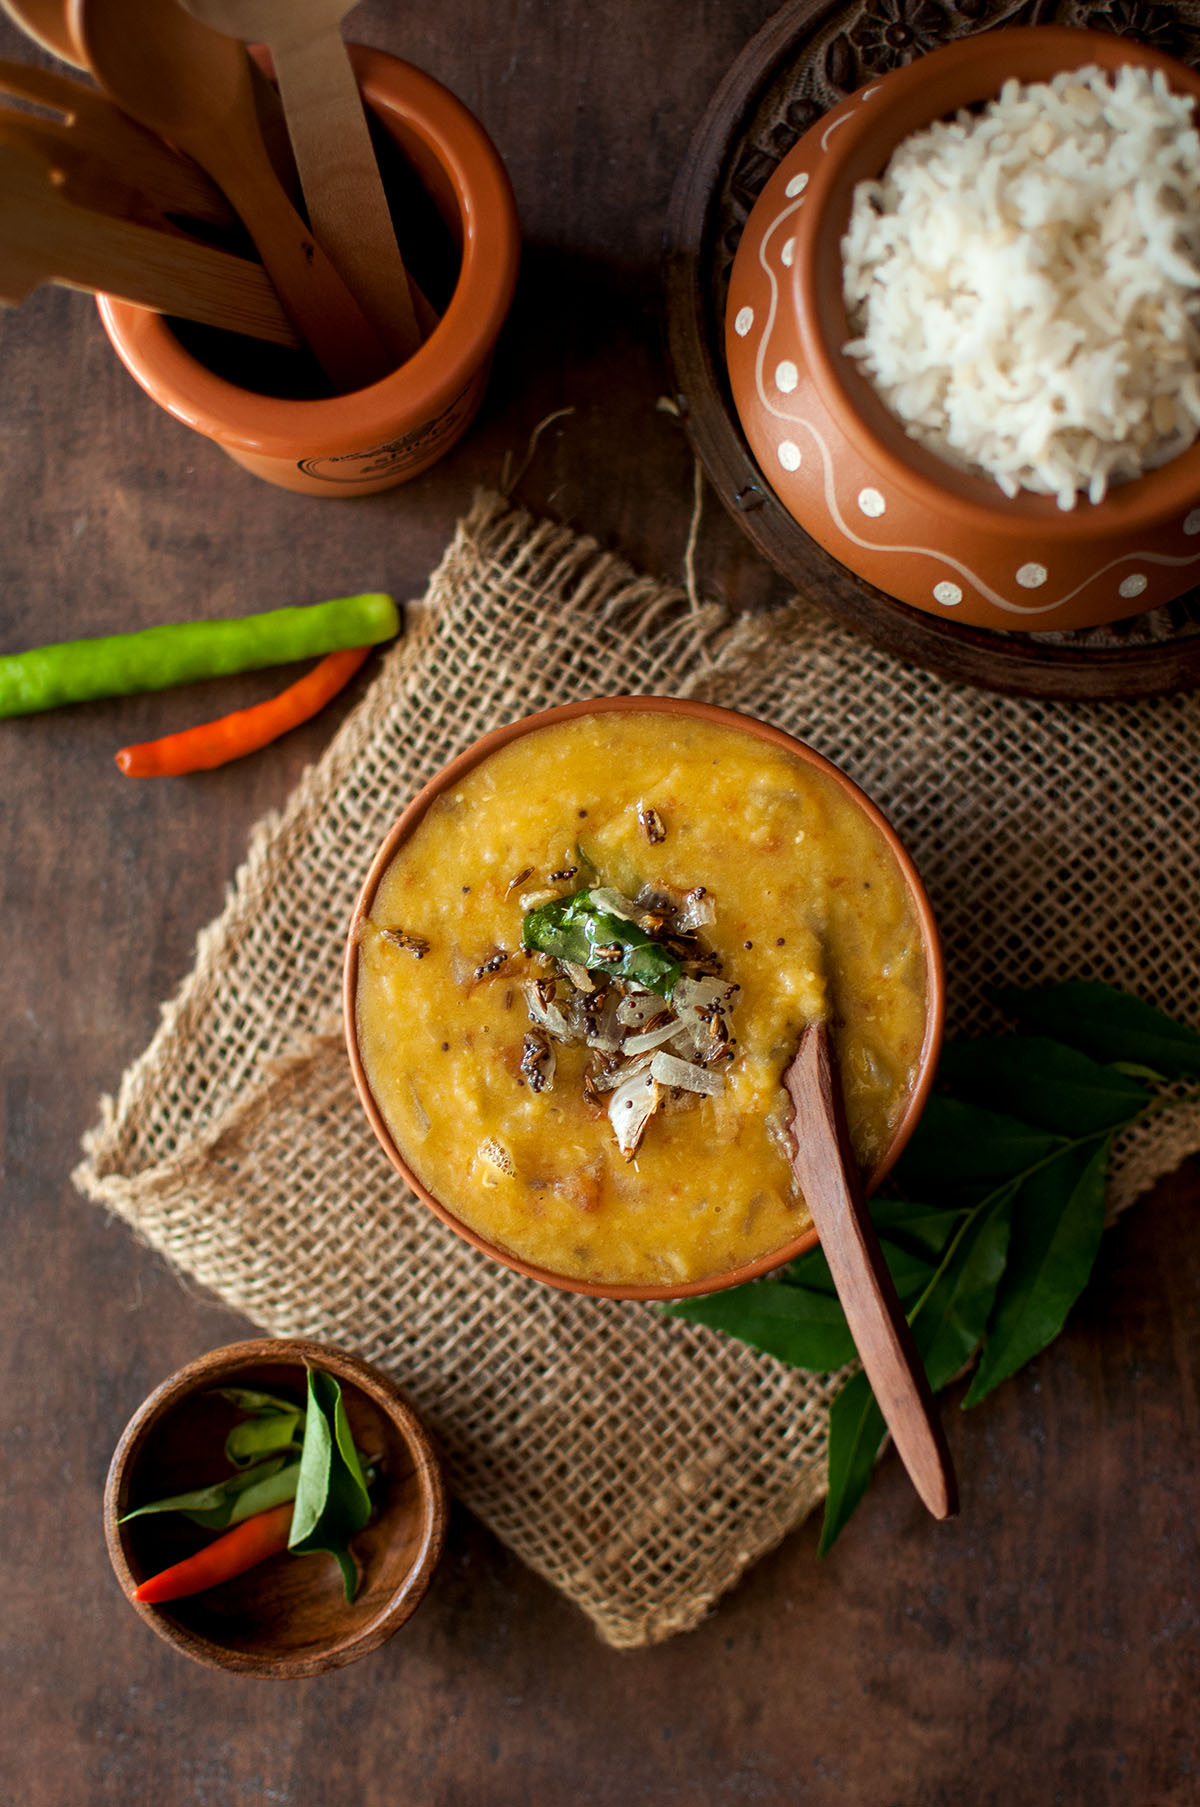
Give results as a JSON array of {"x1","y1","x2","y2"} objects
[{"x1": 75, "y1": 489, "x2": 1200, "y2": 1648}]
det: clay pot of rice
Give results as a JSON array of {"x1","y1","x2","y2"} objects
[{"x1": 725, "y1": 25, "x2": 1200, "y2": 633}]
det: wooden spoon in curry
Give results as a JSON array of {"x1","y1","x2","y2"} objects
[{"x1": 784, "y1": 1018, "x2": 958, "y2": 1521}]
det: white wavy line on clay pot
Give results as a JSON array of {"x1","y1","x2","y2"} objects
[
  {"x1": 819, "y1": 110, "x2": 854, "y2": 152},
  {"x1": 794, "y1": 414, "x2": 1200, "y2": 616},
  {"x1": 752, "y1": 193, "x2": 807, "y2": 420},
  {"x1": 746, "y1": 198, "x2": 1200, "y2": 616}
]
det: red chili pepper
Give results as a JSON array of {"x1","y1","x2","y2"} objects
[
  {"x1": 114, "y1": 646, "x2": 371, "y2": 777},
  {"x1": 132, "y1": 1500, "x2": 295, "y2": 1604}
]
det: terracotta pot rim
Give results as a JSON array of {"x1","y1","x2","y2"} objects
[
  {"x1": 791, "y1": 25, "x2": 1200, "y2": 536},
  {"x1": 343, "y1": 695, "x2": 946, "y2": 1302},
  {"x1": 103, "y1": 1338, "x2": 448, "y2": 1678},
  {"x1": 98, "y1": 46, "x2": 520, "y2": 458}
]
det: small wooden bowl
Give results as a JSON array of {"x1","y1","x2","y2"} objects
[
  {"x1": 725, "y1": 26, "x2": 1200, "y2": 633},
  {"x1": 343, "y1": 694, "x2": 944, "y2": 1301},
  {"x1": 104, "y1": 1339, "x2": 447, "y2": 1677}
]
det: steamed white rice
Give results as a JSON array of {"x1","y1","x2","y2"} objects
[{"x1": 841, "y1": 64, "x2": 1200, "y2": 510}]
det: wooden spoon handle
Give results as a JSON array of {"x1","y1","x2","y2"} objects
[
  {"x1": 785, "y1": 1022, "x2": 958, "y2": 1521},
  {"x1": 183, "y1": 101, "x2": 389, "y2": 390},
  {"x1": 268, "y1": 30, "x2": 421, "y2": 361}
]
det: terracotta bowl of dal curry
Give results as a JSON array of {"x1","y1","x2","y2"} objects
[{"x1": 344, "y1": 697, "x2": 943, "y2": 1300}]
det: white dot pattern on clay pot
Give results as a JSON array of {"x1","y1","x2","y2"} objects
[
  {"x1": 1017, "y1": 563, "x2": 1048, "y2": 589},
  {"x1": 857, "y1": 488, "x2": 885, "y2": 518},
  {"x1": 933, "y1": 581, "x2": 963, "y2": 606},
  {"x1": 781, "y1": 238, "x2": 795, "y2": 267},
  {"x1": 775, "y1": 361, "x2": 798, "y2": 394},
  {"x1": 1119, "y1": 573, "x2": 1148, "y2": 599},
  {"x1": 1185, "y1": 509, "x2": 1200, "y2": 535},
  {"x1": 785, "y1": 172, "x2": 809, "y2": 197},
  {"x1": 734, "y1": 306, "x2": 754, "y2": 338},
  {"x1": 778, "y1": 441, "x2": 802, "y2": 471}
]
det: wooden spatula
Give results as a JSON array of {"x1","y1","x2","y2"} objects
[
  {"x1": 0, "y1": 138, "x2": 300, "y2": 344},
  {"x1": 784, "y1": 1019, "x2": 958, "y2": 1520},
  {"x1": 0, "y1": 57, "x2": 236, "y2": 226},
  {"x1": 180, "y1": 0, "x2": 423, "y2": 363},
  {"x1": 0, "y1": 106, "x2": 209, "y2": 233},
  {"x1": 71, "y1": 0, "x2": 391, "y2": 390}
]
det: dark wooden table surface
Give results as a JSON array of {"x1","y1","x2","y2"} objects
[{"x1": 1, "y1": 4, "x2": 1197, "y2": 1802}]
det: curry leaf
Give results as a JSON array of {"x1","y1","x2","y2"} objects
[
  {"x1": 963, "y1": 1138, "x2": 1110, "y2": 1408},
  {"x1": 666, "y1": 1238, "x2": 935, "y2": 1373},
  {"x1": 225, "y1": 1407, "x2": 303, "y2": 1467},
  {"x1": 781, "y1": 1231, "x2": 938, "y2": 1305},
  {"x1": 818, "y1": 1372, "x2": 887, "y2": 1557},
  {"x1": 211, "y1": 1387, "x2": 299, "y2": 1415},
  {"x1": 119, "y1": 1455, "x2": 288, "y2": 1525},
  {"x1": 183, "y1": 1462, "x2": 303, "y2": 1530},
  {"x1": 910, "y1": 1187, "x2": 1014, "y2": 1390},
  {"x1": 894, "y1": 1094, "x2": 1063, "y2": 1195},
  {"x1": 937, "y1": 1036, "x2": 1147, "y2": 1136},
  {"x1": 288, "y1": 1369, "x2": 372, "y2": 1601},
  {"x1": 865, "y1": 1199, "x2": 965, "y2": 1263},
  {"x1": 664, "y1": 1281, "x2": 857, "y2": 1370},
  {"x1": 522, "y1": 889, "x2": 681, "y2": 996},
  {"x1": 995, "y1": 980, "x2": 1200, "y2": 1079},
  {"x1": 780, "y1": 1198, "x2": 961, "y2": 1289}
]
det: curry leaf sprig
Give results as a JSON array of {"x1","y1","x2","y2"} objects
[
  {"x1": 121, "y1": 1368, "x2": 374, "y2": 1601},
  {"x1": 663, "y1": 981, "x2": 1200, "y2": 1554}
]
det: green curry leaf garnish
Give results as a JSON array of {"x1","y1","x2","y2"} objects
[{"x1": 522, "y1": 889, "x2": 681, "y2": 996}]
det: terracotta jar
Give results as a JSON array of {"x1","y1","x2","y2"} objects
[
  {"x1": 98, "y1": 45, "x2": 519, "y2": 496},
  {"x1": 725, "y1": 27, "x2": 1200, "y2": 633}
]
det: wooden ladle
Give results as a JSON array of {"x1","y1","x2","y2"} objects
[
  {"x1": 179, "y1": 0, "x2": 423, "y2": 363},
  {"x1": 71, "y1": 0, "x2": 391, "y2": 390},
  {"x1": 784, "y1": 1019, "x2": 958, "y2": 1520}
]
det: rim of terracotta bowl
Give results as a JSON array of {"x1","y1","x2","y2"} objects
[
  {"x1": 97, "y1": 45, "x2": 520, "y2": 458},
  {"x1": 104, "y1": 1339, "x2": 448, "y2": 1678},
  {"x1": 344, "y1": 695, "x2": 945, "y2": 1303},
  {"x1": 791, "y1": 25, "x2": 1200, "y2": 542}
]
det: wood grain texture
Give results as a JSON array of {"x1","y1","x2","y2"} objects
[
  {"x1": 0, "y1": 4, "x2": 1197, "y2": 1803},
  {"x1": 0, "y1": 138, "x2": 300, "y2": 341},
  {"x1": 73, "y1": 0, "x2": 390, "y2": 387},
  {"x1": 180, "y1": 0, "x2": 425, "y2": 360},
  {"x1": 785, "y1": 1022, "x2": 957, "y2": 1520},
  {"x1": 104, "y1": 1340, "x2": 447, "y2": 1677}
]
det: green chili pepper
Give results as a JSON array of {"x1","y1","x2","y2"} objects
[
  {"x1": 0, "y1": 592, "x2": 399, "y2": 719},
  {"x1": 522, "y1": 888, "x2": 681, "y2": 996}
]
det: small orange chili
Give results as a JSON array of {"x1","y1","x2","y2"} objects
[
  {"x1": 132, "y1": 1500, "x2": 295, "y2": 1604},
  {"x1": 114, "y1": 645, "x2": 371, "y2": 777}
]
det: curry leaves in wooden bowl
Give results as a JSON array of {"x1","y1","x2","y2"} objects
[{"x1": 104, "y1": 1339, "x2": 447, "y2": 1677}]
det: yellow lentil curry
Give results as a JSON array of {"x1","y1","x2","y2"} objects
[{"x1": 355, "y1": 711, "x2": 928, "y2": 1288}]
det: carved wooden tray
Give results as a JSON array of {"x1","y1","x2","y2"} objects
[{"x1": 663, "y1": 0, "x2": 1200, "y2": 697}]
